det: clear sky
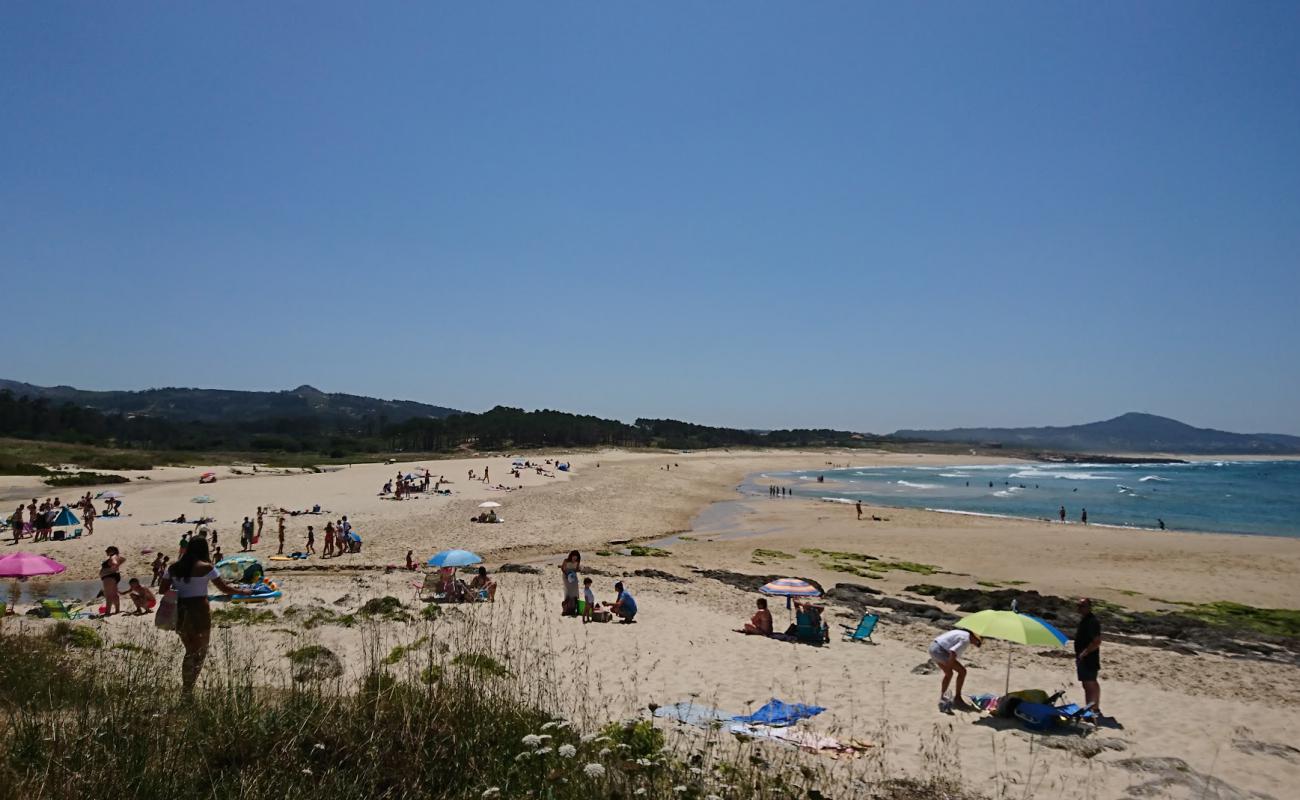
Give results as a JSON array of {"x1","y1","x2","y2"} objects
[{"x1": 3, "y1": 3, "x2": 1298, "y2": 434}]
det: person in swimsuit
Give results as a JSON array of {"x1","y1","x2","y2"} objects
[
  {"x1": 99, "y1": 546, "x2": 126, "y2": 615},
  {"x1": 158, "y1": 537, "x2": 237, "y2": 694},
  {"x1": 560, "y1": 551, "x2": 581, "y2": 616}
]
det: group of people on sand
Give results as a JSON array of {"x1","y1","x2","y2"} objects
[
  {"x1": 7, "y1": 493, "x2": 105, "y2": 544},
  {"x1": 559, "y1": 551, "x2": 637, "y2": 623},
  {"x1": 928, "y1": 597, "x2": 1107, "y2": 718},
  {"x1": 384, "y1": 469, "x2": 445, "y2": 499},
  {"x1": 236, "y1": 509, "x2": 356, "y2": 557},
  {"x1": 734, "y1": 597, "x2": 825, "y2": 639}
]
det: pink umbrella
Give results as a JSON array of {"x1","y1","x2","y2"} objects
[{"x1": 0, "y1": 552, "x2": 68, "y2": 578}]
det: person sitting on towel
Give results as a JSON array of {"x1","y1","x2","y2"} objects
[{"x1": 737, "y1": 597, "x2": 773, "y2": 635}]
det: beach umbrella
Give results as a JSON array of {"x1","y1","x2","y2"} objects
[
  {"x1": 759, "y1": 577, "x2": 822, "y2": 615},
  {"x1": 426, "y1": 549, "x2": 482, "y2": 568},
  {"x1": 49, "y1": 506, "x2": 80, "y2": 528},
  {"x1": 0, "y1": 552, "x2": 67, "y2": 578},
  {"x1": 97, "y1": 490, "x2": 125, "y2": 499},
  {"x1": 758, "y1": 578, "x2": 821, "y2": 598},
  {"x1": 956, "y1": 610, "x2": 1068, "y2": 692},
  {"x1": 477, "y1": 501, "x2": 502, "y2": 509}
]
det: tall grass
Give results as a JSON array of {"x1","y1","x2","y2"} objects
[{"x1": 0, "y1": 587, "x2": 983, "y2": 800}]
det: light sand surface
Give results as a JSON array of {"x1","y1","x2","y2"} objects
[{"x1": 5, "y1": 448, "x2": 1300, "y2": 799}]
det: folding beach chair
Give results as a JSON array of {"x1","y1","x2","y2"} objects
[
  {"x1": 840, "y1": 612, "x2": 879, "y2": 643},
  {"x1": 793, "y1": 609, "x2": 828, "y2": 645},
  {"x1": 412, "y1": 572, "x2": 441, "y2": 603},
  {"x1": 41, "y1": 599, "x2": 77, "y2": 620}
]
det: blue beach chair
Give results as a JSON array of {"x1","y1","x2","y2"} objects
[{"x1": 840, "y1": 612, "x2": 879, "y2": 643}]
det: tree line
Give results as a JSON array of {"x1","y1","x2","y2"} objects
[{"x1": 0, "y1": 389, "x2": 881, "y2": 456}]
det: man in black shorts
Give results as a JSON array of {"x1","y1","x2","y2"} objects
[{"x1": 1074, "y1": 597, "x2": 1103, "y2": 716}]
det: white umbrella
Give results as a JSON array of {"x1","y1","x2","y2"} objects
[
  {"x1": 97, "y1": 490, "x2": 125, "y2": 499},
  {"x1": 478, "y1": 501, "x2": 502, "y2": 509}
]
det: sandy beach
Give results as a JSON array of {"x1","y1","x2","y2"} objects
[{"x1": 5, "y1": 449, "x2": 1300, "y2": 799}]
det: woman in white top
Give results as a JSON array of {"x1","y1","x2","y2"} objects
[
  {"x1": 929, "y1": 628, "x2": 983, "y2": 711},
  {"x1": 158, "y1": 537, "x2": 237, "y2": 694}
]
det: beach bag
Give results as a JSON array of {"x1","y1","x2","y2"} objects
[{"x1": 155, "y1": 589, "x2": 178, "y2": 631}]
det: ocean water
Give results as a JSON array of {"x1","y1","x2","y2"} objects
[{"x1": 769, "y1": 460, "x2": 1300, "y2": 538}]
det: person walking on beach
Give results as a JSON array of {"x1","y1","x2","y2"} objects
[
  {"x1": 1074, "y1": 598, "x2": 1104, "y2": 716},
  {"x1": 928, "y1": 628, "x2": 982, "y2": 712},
  {"x1": 159, "y1": 537, "x2": 237, "y2": 695},
  {"x1": 856, "y1": 501, "x2": 863, "y2": 520},
  {"x1": 1081, "y1": 508, "x2": 1088, "y2": 525},
  {"x1": 276, "y1": 515, "x2": 286, "y2": 555},
  {"x1": 1059, "y1": 505, "x2": 1066, "y2": 522},
  {"x1": 305, "y1": 525, "x2": 316, "y2": 554},
  {"x1": 240, "y1": 517, "x2": 253, "y2": 551},
  {"x1": 323, "y1": 521, "x2": 335, "y2": 557}
]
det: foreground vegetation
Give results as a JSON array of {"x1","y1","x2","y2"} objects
[{"x1": 0, "y1": 602, "x2": 984, "y2": 800}]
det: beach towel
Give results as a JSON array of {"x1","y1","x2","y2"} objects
[
  {"x1": 653, "y1": 702, "x2": 735, "y2": 729},
  {"x1": 733, "y1": 699, "x2": 826, "y2": 727}
]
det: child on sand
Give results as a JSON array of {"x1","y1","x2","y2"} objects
[
  {"x1": 125, "y1": 578, "x2": 157, "y2": 615},
  {"x1": 582, "y1": 577, "x2": 596, "y2": 623}
]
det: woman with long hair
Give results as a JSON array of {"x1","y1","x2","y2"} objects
[
  {"x1": 99, "y1": 546, "x2": 126, "y2": 615},
  {"x1": 560, "y1": 550, "x2": 581, "y2": 616},
  {"x1": 158, "y1": 537, "x2": 237, "y2": 694}
]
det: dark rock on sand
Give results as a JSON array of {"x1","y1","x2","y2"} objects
[
  {"x1": 630, "y1": 568, "x2": 691, "y2": 584},
  {"x1": 830, "y1": 583, "x2": 957, "y2": 626},
  {"x1": 497, "y1": 563, "x2": 541, "y2": 575},
  {"x1": 693, "y1": 569, "x2": 824, "y2": 594}
]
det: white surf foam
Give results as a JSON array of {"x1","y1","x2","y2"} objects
[{"x1": 896, "y1": 480, "x2": 940, "y2": 490}]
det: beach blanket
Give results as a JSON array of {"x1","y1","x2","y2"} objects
[
  {"x1": 653, "y1": 702, "x2": 735, "y2": 729},
  {"x1": 733, "y1": 699, "x2": 826, "y2": 727}
]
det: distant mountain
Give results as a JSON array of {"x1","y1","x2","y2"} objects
[
  {"x1": 894, "y1": 412, "x2": 1300, "y2": 455},
  {"x1": 0, "y1": 379, "x2": 461, "y2": 425}
]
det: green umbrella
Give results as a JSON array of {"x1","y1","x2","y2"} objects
[{"x1": 956, "y1": 610, "x2": 1069, "y2": 693}]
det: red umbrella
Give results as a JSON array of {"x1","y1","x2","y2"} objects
[{"x1": 0, "y1": 552, "x2": 67, "y2": 578}]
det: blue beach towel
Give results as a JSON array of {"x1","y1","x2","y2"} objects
[{"x1": 733, "y1": 699, "x2": 826, "y2": 727}]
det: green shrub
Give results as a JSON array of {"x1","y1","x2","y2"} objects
[
  {"x1": 44, "y1": 471, "x2": 130, "y2": 487},
  {"x1": 451, "y1": 652, "x2": 510, "y2": 678},
  {"x1": 46, "y1": 622, "x2": 103, "y2": 649}
]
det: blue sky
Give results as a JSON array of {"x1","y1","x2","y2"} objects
[{"x1": 3, "y1": 3, "x2": 1298, "y2": 434}]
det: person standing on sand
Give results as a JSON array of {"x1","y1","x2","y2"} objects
[
  {"x1": 240, "y1": 517, "x2": 253, "y2": 551},
  {"x1": 305, "y1": 525, "x2": 316, "y2": 554},
  {"x1": 1081, "y1": 508, "x2": 1088, "y2": 525},
  {"x1": 1059, "y1": 506, "x2": 1066, "y2": 522},
  {"x1": 323, "y1": 521, "x2": 335, "y2": 557},
  {"x1": 99, "y1": 546, "x2": 126, "y2": 616},
  {"x1": 277, "y1": 515, "x2": 286, "y2": 555},
  {"x1": 256, "y1": 507, "x2": 264, "y2": 538},
  {"x1": 856, "y1": 501, "x2": 863, "y2": 520},
  {"x1": 9, "y1": 505, "x2": 23, "y2": 544},
  {"x1": 560, "y1": 551, "x2": 581, "y2": 616},
  {"x1": 159, "y1": 537, "x2": 237, "y2": 695},
  {"x1": 1074, "y1": 598, "x2": 1104, "y2": 716},
  {"x1": 928, "y1": 628, "x2": 982, "y2": 712},
  {"x1": 484, "y1": 466, "x2": 490, "y2": 484},
  {"x1": 84, "y1": 499, "x2": 95, "y2": 536}
]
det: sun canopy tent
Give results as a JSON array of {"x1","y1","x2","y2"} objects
[{"x1": 49, "y1": 507, "x2": 80, "y2": 528}]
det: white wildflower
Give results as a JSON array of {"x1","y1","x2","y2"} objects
[
  {"x1": 594, "y1": 735, "x2": 611, "y2": 743},
  {"x1": 673, "y1": 787, "x2": 687, "y2": 793},
  {"x1": 542, "y1": 720, "x2": 571, "y2": 731},
  {"x1": 558, "y1": 744, "x2": 577, "y2": 758},
  {"x1": 313, "y1": 743, "x2": 326, "y2": 750},
  {"x1": 536, "y1": 746, "x2": 553, "y2": 755},
  {"x1": 522, "y1": 734, "x2": 543, "y2": 748},
  {"x1": 706, "y1": 795, "x2": 723, "y2": 800},
  {"x1": 515, "y1": 751, "x2": 531, "y2": 762},
  {"x1": 617, "y1": 743, "x2": 632, "y2": 750},
  {"x1": 599, "y1": 748, "x2": 612, "y2": 757},
  {"x1": 482, "y1": 789, "x2": 501, "y2": 799},
  {"x1": 635, "y1": 757, "x2": 653, "y2": 767},
  {"x1": 581, "y1": 732, "x2": 599, "y2": 743},
  {"x1": 541, "y1": 721, "x2": 559, "y2": 730},
  {"x1": 689, "y1": 767, "x2": 703, "y2": 775},
  {"x1": 635, "y1": 790, "x2": 647, "y2": 797},
  {"x1": 583, "y1": 763, "x2": 606, "y2": 778},
  {"x1": 300, "y1": 768, "x2": 312, "y2": 775}
]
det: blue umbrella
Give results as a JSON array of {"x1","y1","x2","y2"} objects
[
  {"x1": 426, "y1": 549, "x2": 482, "y2": 568},
  {"x1": 49, "y1": 506, "x2": 80, "y2": 528}
]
